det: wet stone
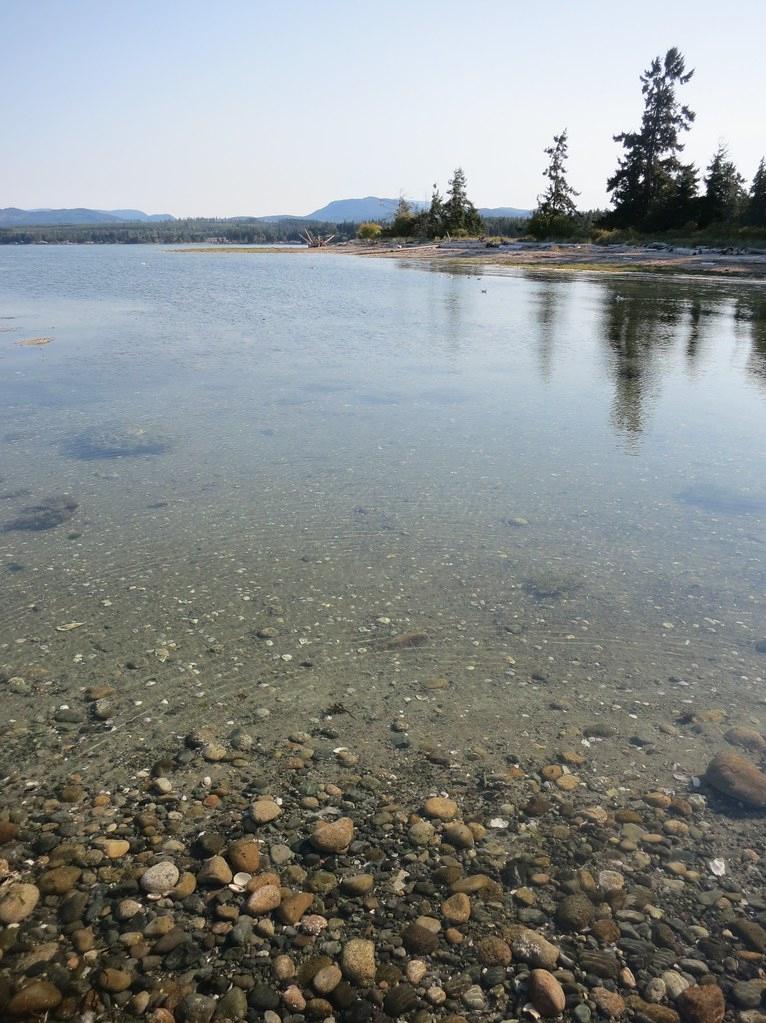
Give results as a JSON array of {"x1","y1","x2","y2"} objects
[
  {"x1": 556, "y1": 893, "x2": 595, "y2": 931},
  {"x1": 384, "y1": 984, "x2": 419, "y2": 1018},
  {"x1": 3, "y1": 495, "x2": 78, "y2": 532},
  {"x1": 6, "y1": 980, "x2": 63, "y2": 1017},
  {"x1": 677, "y1": 985, "x2": 725, "y2": 1023},
  {"x1": 141, "y1": 861, "x2": 179, "y2": 894},
  {"x1": 529, "y1": 969, "x2": 566, "y2": 1017},
  {"x1": 0, "y1": 882, "x2": 39, "y2": 924}
]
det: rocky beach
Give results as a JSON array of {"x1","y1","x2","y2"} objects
[
  {"x1": 2, "y1": 713, "x2": 766, "y2": 1023},
  {"x1": 173, "y1": 242, "x2": 766, "y2": 282}
]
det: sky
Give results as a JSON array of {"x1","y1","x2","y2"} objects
[{"x1": 2, "y1": 0, "x2": 765, "y2": 218}]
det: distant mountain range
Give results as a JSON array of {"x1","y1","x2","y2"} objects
[
  {"x1": 0, "y1": 197, "x2": 530, "y2": 229},
  {"x1": 0, "y1": 208, "x2": 175, "y2": 226},
  {"x1": 287, "y1": 197, "x2": 531, "y2": 222}
]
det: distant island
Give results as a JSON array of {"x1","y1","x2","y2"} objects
[
  {"x1": 0, "y1": 197, "x2": 531, "y2": 229},
  {"x1": 296, "y1": 197, "x2": 532, "y2": 223},
  {"x1": 0, "y1": 207, "x2": 175, "y2": 227}
]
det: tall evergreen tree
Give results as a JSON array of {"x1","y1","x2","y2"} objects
[
  {"x1": 607, "y1": 47, "x2": 695, "y2": 229},
  {"x1": 669, "y1": 162, "x2": 701, "y2": 226},
  {"x1": 745, "y1": 157, "x2": 766, "y2": 227},
  {"x1": 537, "y1": 130, "x2": 579, "y2": 218},
  {"x1": 702, "y1": 144, "x2": 746, "y2": 224},
  {"x1": 443, "y1": 167, "x2": 482, "y2": 234},
  {"x1": 427, "y1": 183, "x2": 445, "y2": 236},
  {"x1": 390, "y1": 195, "x2": 415, "y2": 236}
]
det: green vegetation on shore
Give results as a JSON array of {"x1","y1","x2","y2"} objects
[
  {"x1": 530, "y1": 47, "x2": 766, "y2": 243},
  {"x1": 0, "y1": 218, "x2": 359, "y2": 246}
]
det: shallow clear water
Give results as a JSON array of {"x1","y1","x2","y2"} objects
[{"x1": 1, "y1": 245, "x2": 765, "y2": 785}]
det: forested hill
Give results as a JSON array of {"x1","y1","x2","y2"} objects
[
  {"x1": 0, "y1": 208, "x2": 175, "y2": 227},
  {"x1": 303, "y1": 197, "x2": 531, "y2": 222}
]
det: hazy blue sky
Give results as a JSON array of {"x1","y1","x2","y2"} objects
[{"x1": 2, "y1": 0, "x2": 764, "y2": 217}]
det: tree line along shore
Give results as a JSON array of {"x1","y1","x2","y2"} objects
[{"x1": 2, "y1": 47, "x2": 764, "y2": 253}]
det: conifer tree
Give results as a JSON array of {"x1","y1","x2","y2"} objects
[
  {"x1": 607, "y1": 47, "x2": 695, "y2": 229},
  {"x1": 443, "y1": 168, "x2": 482, "y2": 235},
  {"x1": 390, "y1": 195, "x2": 415, "y2": 236},
  {"x1": 745, "y1": 157, "x2": 766, "y2": 227},
  {"x1": 702, "y1": 144, "x2": 746, "y2": 224},
  {"x1": 537, "y1": 130, "x2": 579, "y2": 219},
  {"x1": 427, "y1": 183, "x2": 445, "y2": 236}
]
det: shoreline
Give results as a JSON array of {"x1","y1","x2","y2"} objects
[
  {"x1": 2, "y1": 727, "x2": 766, "y2": 1023},
  {"x1": 170, "y1": 241, "x2": 766, "y2": 282}
]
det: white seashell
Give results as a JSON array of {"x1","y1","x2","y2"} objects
[
  {"x1": 233, "y1": 872, "x2": 252, "y2": 886},
  {"x1": 709, "y1": 858, "x2": 726, "y2": 877}
]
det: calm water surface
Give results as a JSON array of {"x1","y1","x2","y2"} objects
[{"x1": 1, "y1": 245, "x2": 765, "y2": 785}]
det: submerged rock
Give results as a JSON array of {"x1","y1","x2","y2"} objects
[
  {"x1": 0, "y1": 882, "x2": 40, "y2": 924},
  {"x1": 676, "y1": 985, "x2": 725, "y2": 1023},
  {"x1": 724, "y1": 727, "x2": 766, "y2": 754},
  {"x1": 6, "y1": 981, "x2": 62, "y2": 1017},
  {"x1": 528, "y1": 969, "x2": 566, "y2": 1017},
  {"x1": 677, "y1": 483, "x2": 766, "y2": 515},
  {"x1": 64, "y1": 424, "x2": 169, "y2": 460},
  {"x1": 523, "y1": 571, "x2": 582, "y2": 601},
  {"x1": 3, "y1": 495, "x2": 77, "y2": 532},
  {"x1": 705, "y1": 752, "x2": 766, "y2": 808}
]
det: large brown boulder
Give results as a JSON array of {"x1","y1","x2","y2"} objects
[
  {"x1": 705, "y1": 752, "x2": 766, "y2": 808},
  {"x1": 677, "y1": 985, "x2": 725, "y2": 1023}
]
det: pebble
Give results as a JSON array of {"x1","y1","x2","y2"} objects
[
  {"x1": 283, "y1": 985, "x2": 306, "y2": 1011},
  {"x1": 556, "y1": 893, "x2": 595, "y2": 931},
  {"x1": 599, "y1": 869, "x2": 625, "y2": 894},
  {"x1": 443, "y1": 821, "x2": 474, "y2": 849},
  {"x1": 442, "y1": 892, "x2": 471, "y2": 923},
  {"x1": 477, "y1": 936, "x2": 512, "y2": 965},
  {"x1": 409, "y1": 820, "x2": 436, "y2": 845},
  {"x1": 592, "y1": 987, "x2": 626, "y2": 1018},
  {"x1": 140, "y1": 861, "x2": 180, "y2": 894},
  {"x1": 384, "y1": 984, "x2": 419, "y2": 1017},
  {"x1": 406, "y1": 959, "x2": 428, "y2": 984},
  {"x1": 227, "y1": 837, "x2": 261, "y2": 872},
  {"x1": 705, "y1": 752, "x2": 766, "y2": 807},
  {"x1": 513, "y1": 929, "x2": 560, "y2": 970},
  {"x1": 0, "y1": 882, "x2": 40, "y2": 924},
  {"x1": 197, "y1": 854, "x2": 233, "y2": 886},
  {"x1": 177, "y1": 992, "x2": 218, "y2": 1023},
  {"x1": 733, "y1": 980, "x2": 766, "y2": 1009},
  {"x1": 277, "y1": 890, "x2": 314, "y2": 924},
  {"x1": 341, "y1": 873, "x2": 374, "y2": 895},
  {"x1": 247, "y1": 884, "x2": 282, "y2": 914},
  {"x1": 677, "y1": 985, "x2": 726, "y2": 1023},
  {"x1": 98, "y1": 967, "x2": 134, "y2": 993},
  {"x1": 342, "y1": 938, "x2": 377, "y2": 986},
  {"x1": 423, "y1": 796, "x2": 458, "y2": 819},
  {"x1": 529, "y1": 969, "x2": 566, "y2": 1017},
  {"x1": 100, "y1": 838, "x2": 130, "y2": 858},
  {"x1": 6, "y1": 980, "x2": 63, "y2": 1017},
  {"x1": 313, "y1": 962, "x2": 342, "y2": 994},
  {"x1": 732, "y1": 917, "x2": 766, "y2": 952},
  {"x1": 39, "y1": 864, "x2": 81, "y2": 894},
  {"x1": 403, "y1": 921, "x2": 439, "y2": 954},
  {"x1": 251, "y1": 798, "x2": 282, "y2": 823},
  {"x1": 724, "y1": 727, "x2": 766, "y2": 753},
  {"x1": 217, "y1": 987, "x2": 248, "y2": 1019},
  {"x1": 663, "y1": 971, "x2": 692, "y2": 1000},
  {"x1": 462, "y1": 984, "x2": 486, "y2": 1010},
  {"x1": 310, "y1": 816, "x2": 354, "y2": 853}
]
